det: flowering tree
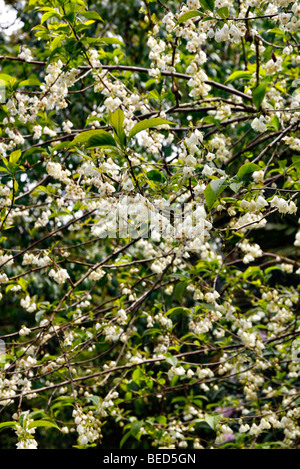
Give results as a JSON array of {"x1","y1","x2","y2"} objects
[{"x1": 0, "y1": 0, "x2": 300, "y2": 450}]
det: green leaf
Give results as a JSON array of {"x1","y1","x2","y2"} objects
[
  {"x1": 156, "y1": 416, "x2": 167, "y2": 425},
  {"x1": 9, "y1": 150, "x2": 21, "y2": 165},
  {"x1": 148, "y1": 89, "x2": 161, "y2": 101},
  {"x1": 200, "y1": 0, "x2": 215, "y2": 12},
  {"x1": 166, "y1": 307, "x2": 190, "y2": 316},
  {"x1": 171, "y1": 375, "x2": 179, "y2": 387},
  {"x1": 88, "y1": 395, "x2": 101, "y2": 408},
  {"x1": 268, "y1": 28, "x2": 285, "y2": 36},
  {"x1": 128, "y1": 118, "x2": 175, "y2": 140},
  {"x1": 0, "y1": 421, "x2": 17, "y2": 432},
  {"x1": 165, "y1": 355, "x2": 178, "y2": 367},
  {"x1": 132, "y1": 368, "x2": 141, "y2": 385},
  {"x1": 176, "y1": 10, "x2": 203, "y2": 25},
  {"x1": 131, "y1": 421, "x2": 142, "y2": 438},
  {"x1": 28, "y1": 420, "x2": 59, "y2": 430},
  {"x1": 0, "y1": 73, "x2": 15, "y2": 85},
  {"x1": 252, "y1": 83, "x2": 267, "y2": 110},
  {"x1": 229, "y1": 181, "x2": 243, "y2": 193},
  {"x1": 81, "y1": 11, "x2": 103, "y2": 22},
  {"x1": 109, "y1": 109, "x2": 126, "y2": 148},
  {"x1": 73, "y1": 130, "x2": 117, "y2": 148},
  {"x1": 23, "y1": 147, "x2": 47, "y2": 158},
  {"x1": 41, "y1": 10, "x2": 61, "y2": 24},
  {"x1": 292, "y1": 155, "x2": 300, "y2": 170},
  {"x1": 120, "y1": 430, "x2": 131, "y2": 449},
  {"x1": 270, "y1": 115, "x2": 280, "y2": 131},
  {"x1": 146, "y1": 170, "x2": 166, "y2": 183},
  {"x1": 171, "y1": 396, "x2": 187, "y2": 405},
  {"x1": 99, "y1": 37, "x2": 124, "y2": 46},
  {"x1": 76, "y1": 21, "x2": 95, "y2": 33},
  {"x1": 35, "y1": 310, "x2": 45, "y2": 323},
  {"x1": 215, "y1": 6, "x2": 229, "y2": 18},
  {"x1": 202, "y1": 116, "x2": 221, "y2": 129},
  {"x1": 204, "y1": 177, "x2": 227, "y2": 210},
  {"x1": 51, "y1": 141, "x2": 74, "y2": 152},
  {"x1": 205, "y1": 413, "x2": 221, "y2": 430},
  {"x1": 204, "y1": 183, "x2": 216, "y2": 211},
  {"x1": 210, "y1": 177, "x2": 227, "y2": 195},
  {"x1": 50, "y1": 35, "x2": 62, "y2": 52},
  {"x1": 32, "y1": 185, "x2": 56, "y2": 196},
  {"x1": 174, "y1": 281, "x2": 187, "y2": 303},
  {"x1": 225, "y1": 70, "x2": 252, "y2": 83},
  {"x1": 243, "y1": 266, "x2": 262, "y2": 280},
  {"x1": 237, "y1": 162, "x2": 260, "y2": 179},
  {"x1": 19, "y1": 78, "x2": 41, "y2": 87}
]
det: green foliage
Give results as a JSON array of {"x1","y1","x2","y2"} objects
[
  {"x1": 128, "y1": 118, "x2": 175, "y2": 140},
  {"x1": 252, "y1": 83, "x2": 267, "y2": 110}
]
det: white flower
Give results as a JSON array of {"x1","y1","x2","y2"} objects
[
  {"x1": 251, "y1": 116, "x2": 267, "y2": 133},
  {"x1": 62, "y1": 120, "x2": 73, "y2": 134},
  {"x1": 202, "y1": 164, "x2": 215, "y2": 176},
  {"x1": 187, "y1": 0, "x2": 200, "y2": 9},
  {"x1": 104, "y1": 97, "x2": 122, "y2": 113},
  {"x1": 0, "y1": 273, "x2": 8, "y2": 284},
  {"x1": 32, "y1": 125, "x2": 42, "y2": 140},
  {"x1": 270, "y1": 196, "x2": 297, "y2": 214},
  {"x1": 264, "y1": 56, "x2": 283, "y2": 75},
  {"x1": 175, "y1": 366, "x2": 186, "y2": 376},
  {"x1": 215, "y1": 24, "x2": 230, "y2": 42},
  {"x1": 43, "y1": 126, "x2": 57, "y2": 137},
  {"x1": 49, "y1": 268, "x2": 70, "y2": 285},
  {"x1": 239, "y1": 424, "x2": 250, "y2": 433},
  {"x1": 19, "y1": 325, "x2": 31, "y2": 336},
  {"x1": 78, "y1": 435, "x2": 89, "y2": 446},
  {"x1": 20, "y1": 295, "x2": 37, "y2": 313},
  {"x1": 117, "y1": 309, "x2": 128, "y2": 325},
  {"x1": 252, "y1": 170, "x2": 264, "y2": 183},
  {"x1": 281, "y1": 263, "x2": 293, "y2": 274},
  {"x1": 250, "y1": 423, "x2": 262, "y2": 435},
  {"x1": 89, "y1": 267, "x2": 105, "y2": 281},
  {"x1": 18, "y1": 47, "x2": 33, "y2": 62},
  {"x1": 256, "y1": 196, "x2": 268, "y2": 209},
  {"x1": 122, "y1": 178, "x2": 134, "y2": 191}
]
